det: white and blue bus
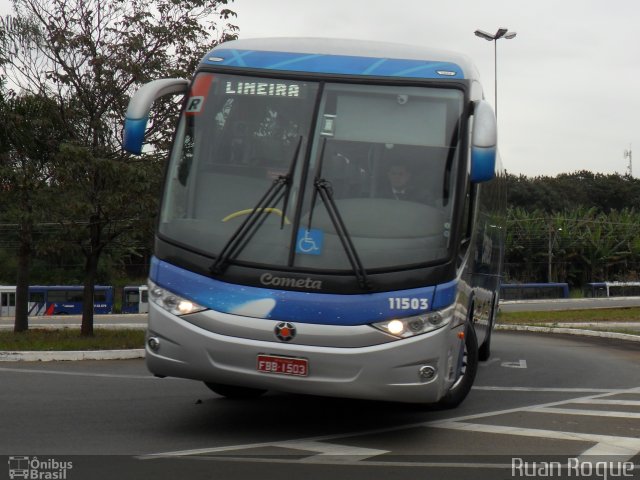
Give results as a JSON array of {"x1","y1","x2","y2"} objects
[
  {"x1": 124, "y1": 38, "x2": 506, "y2": 407},
  {"x1": 0, "y1": 285, "x2": 114, "y2": 316},
  {"x1": 121, "y1": 285, "x2": 149, "y2": 314}
]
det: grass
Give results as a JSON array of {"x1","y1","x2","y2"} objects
[
  {"x1": 498, "y1": 307, "x2": 640, "y2": 337},
  {"x1": 0, "y1": 328, "x2": 145, "y2": 351},
  {"x1": 498, "y1": 307, "x2": 640, "y2": 324}
]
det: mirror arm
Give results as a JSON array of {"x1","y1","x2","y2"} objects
[{"x1": 123, "y1": 78, "x2": 189, "y2": 155}]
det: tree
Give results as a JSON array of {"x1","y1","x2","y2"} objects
[
  {"x1": 506, "y1": 171, "x2": 640, "y2": 214},
  {"x1": 3, "y1": 0, "x2": 238, "y2": 335},
  {"x1": 0, "y1": 91, "x2": 65, "y2": 332}
]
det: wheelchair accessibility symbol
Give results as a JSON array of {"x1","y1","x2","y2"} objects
[{"x1": 296, "y1": 228, "x2": 324, "y2": 255}]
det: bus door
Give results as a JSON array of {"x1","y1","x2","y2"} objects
[
  {"x1": 139, "y1": 286, "x2": 149, "y2": 314},
  {"x1": 0, "y1": 290, "x2": 15, "y2": 316},
  {"x1": 123, "y1": 286, "x2": 149, "y2": 314}
]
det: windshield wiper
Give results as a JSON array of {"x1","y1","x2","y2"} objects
[
  {"x1": 210, "y1": 136, "x2": 303, "y2": 275},
  {"x1": 307, "y1": 138, "x2": 371, "y2": 290}
]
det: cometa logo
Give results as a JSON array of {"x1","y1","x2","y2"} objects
[{"x1": 260, "y1": 273, "x2": 322, "y2": 290}]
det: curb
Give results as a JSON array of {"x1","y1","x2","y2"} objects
[
  {"x1": 1, "y1": 327, "x2": 638, "y2": 362},
  {"x1": 0, "y1": 349, "x2": 145, "y2": 362},
  {"x1": 496, "y1": 324, "x2": 640, "y2": 342},
  {"x1": 0, "y1": 323, "x2": 147, "y2": 331}
]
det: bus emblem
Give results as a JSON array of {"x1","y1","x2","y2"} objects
[{"x1": 274, "y1": 322, "x2": 296, "y2": 342}]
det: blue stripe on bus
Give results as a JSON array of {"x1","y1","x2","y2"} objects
[
  {"x1": 203, "y1": 49, "x2": 464, "y2": 79},
  {"x1": 150, "y1": 258, "x2": 458, "y2": 326}
]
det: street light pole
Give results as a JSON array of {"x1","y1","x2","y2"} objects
[{"x1": 474, "y1": 28, "x2": 517, "y2": 118}]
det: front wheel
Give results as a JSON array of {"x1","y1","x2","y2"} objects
[
  {"x1": 204, "y1": 382, "x2": 267, "y2": 399},
  {"x1": 478, "y1": 293, "x2": 498, "y2": 362},
  {"x1": 437, "y1": 320, "x2": 479, "y2": 409}
]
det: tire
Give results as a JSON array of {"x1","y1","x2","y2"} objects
[
  {"x1": 478, "y1": 294, "x2": 497, "y2": 362},
  {"x1": 478, "y1": 325, "x2": 492, "y2": 362},
  {"x1": 204, "y1": 382, "x2": 267, "y2": 399},
  {"x1": 437, "y1": 320, "x2": 479, "y2": 409}
]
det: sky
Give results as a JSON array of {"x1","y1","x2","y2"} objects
[{"x1": 1, "y1": 0, "x2": 639, "y2": 178}]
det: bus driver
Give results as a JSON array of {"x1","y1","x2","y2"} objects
[{"x1": 382, "y1": 162, "x2": 430, "y2": 203}]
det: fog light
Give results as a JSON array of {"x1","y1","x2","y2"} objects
[
  {"x1": 148, "y1": 337, "x2": 160, "y2": 351},
  {"x1": 419, "y1": 365, "x2": 436, "y2": 380}
]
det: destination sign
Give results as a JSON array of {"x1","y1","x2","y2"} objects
[{"x1": 224, "y1": 80, "x2": 304, "y2": 98}]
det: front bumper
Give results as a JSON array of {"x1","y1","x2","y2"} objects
[{"x1": 145, "y1": 303, "x2": 465, "y2": 404}]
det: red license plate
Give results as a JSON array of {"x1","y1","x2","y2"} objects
[{"x1": 257, "y1": 355, "x2": 309, "y2": 377}]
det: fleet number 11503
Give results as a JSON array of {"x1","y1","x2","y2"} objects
[{"x1": 388, "y1": 298, "x2": 429, "y2": 310}]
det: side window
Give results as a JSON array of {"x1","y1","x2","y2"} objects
[
  {"x1": 29, "y1": 292, "x2": 45, "y2": 303},
  {"x1": 462, "y1": 182, "x2": 477, "y2": 240},
  {"x1": 457, "y1": 181, "x2": 478, "y2": 269},
  {"x1": 47, "y1": 290, "x2": 67, "y2": 303}
]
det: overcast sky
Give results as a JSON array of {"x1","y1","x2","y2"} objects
[{"x1": 2, "y1": 0, "x2": 639, "y2": 178}]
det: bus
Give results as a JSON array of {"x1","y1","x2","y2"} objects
[
  {"x1": 584, "y1": 281, "x2": 640, "y2": 298},
  {"x1": 124, "y1": 37, "x2": 506, "y2": 407},
  {"x1": 0, "y1": 285, "x2": 114, "y2": 316},
  {"x1": 0, "y1": 286, "x2": 16, "y2": 317},
  {"x1": 500, "y1": 283, "x2": 570, "y2": 301},
  {"x1": 122, "y1": 285, "x2": 149, "y2": 314}
]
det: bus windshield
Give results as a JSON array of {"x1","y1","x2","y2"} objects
[{"x1": 159, "y1": 72, "x2": 464, "y2": 272}]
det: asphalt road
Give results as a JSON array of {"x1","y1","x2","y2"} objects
[{"x1": 1, "y1": 331, "x2": 639, "y2": 480}]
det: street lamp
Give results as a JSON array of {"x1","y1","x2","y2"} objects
[{"x1": 474, "y1": 28, "x2": 517, "y2": 118}]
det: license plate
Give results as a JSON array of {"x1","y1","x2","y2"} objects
[{"x1": 257, "y1": 355, "x2": 309, "y2": 377}]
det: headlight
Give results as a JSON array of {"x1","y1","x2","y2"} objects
[
  {"x1": 148, "y1": 280, "x2": 207, "y2": 316},
  {"x1": 372, "y1": 306, "x2": 454, "y2": 338}
]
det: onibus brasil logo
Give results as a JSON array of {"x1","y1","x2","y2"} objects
[{"x1": 8, "y1": 456, "x2": 73, "y2": 479}]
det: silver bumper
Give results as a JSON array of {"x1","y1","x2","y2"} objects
[{"x1": 145, "y1": 303, "x2": 464, "y2": 404}]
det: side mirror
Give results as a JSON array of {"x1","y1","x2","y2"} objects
[
  {"x1": 123, "y1": 78, "x2": 189, "y2": 155},
  {"x1": 470, "y1": 100, "x2": 497, "y2": 183}
]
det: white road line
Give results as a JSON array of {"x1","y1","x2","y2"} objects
[
  {"x1": 147, "y1": 439, "x2": 389, "y2": 463},
  {"x1": 578, "y1": 442, "x2": 639, "y2": 462},
  {"x1": 528, "y1": 406, "x2": 640, "y2": 419},
  {"x1": 427, "y1": 387, "x2": 640, "y2": 426},
  {"x1": 432, "y1": 421, "x2": 640, "y2": 461},
  {"x1": 570, "y1": 399, "x2": 640, "y2": 406},
  {"x1": 160, "y1": 455, "x2": 515, "y2": 469},
  {"x1": 473, "y1": 386, "x2": 629, "y2": 393},
  {"x1": 0, "y1": 366, "x2": 155, "y2": 380},
  {"x1": 147, "y1": 386, "x2": 640, "y2": 460},
  {"x1": 282, "y1": 440, "x2": 388, "y2": 463},
  {"x1": 500, "y1": 359, "x2": 527, "y2": 369}
]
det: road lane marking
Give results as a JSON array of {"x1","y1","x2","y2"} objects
[
  {"x1": 431, "y1": 421, "x2": 640, "y2": 460},
  {"x1": 8, "y1": 360, "x2": 632, "y2": 465},
  {"x1": 578, "y1": 442, "x2": 639, "y2": 461},
  {"x1": 147, "y1": 385, "x2": 640, "y2": 463},
  {"x1": 4, "y1": 363, "x2": 630, "y2": 392},
  {"x1": 528, "y1": 406, "x2": 640, "y2": 419},
  {"x1": 570, "y1": 398, "x2": 640, "y2": 406},
  {"x1": 500, "y1": 359, "x2": 527, "y2": 368},
  {"x1": 473, "y1": 386, "x2": 627, "y2": 392},
  {"x1": 0, "y1": 366, "x2": 156, "y2": 380},
  {"x1": 284, "y1": 441, "x2": 388, "y2": 463}
]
